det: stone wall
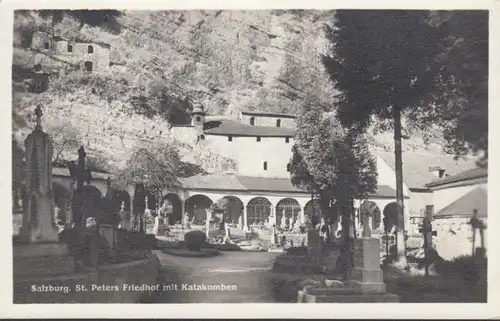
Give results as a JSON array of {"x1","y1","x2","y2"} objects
[
  {"x1": 239, "y1": 113, "x2": 296, "y2": 128},
  {"x1": 203, "y1": 134, "x2": 294, "y2": 178},
  {"x1": 31, "y1": 31, "x2": 110, "y2": 73},
  {"x1": 432, "y1": 216, "x2": 487, "y2": 261},
  {"x1": 13, "y1": 253, "x2": 161, "y2": 303}
]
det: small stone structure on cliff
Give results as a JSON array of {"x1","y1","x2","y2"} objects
[{"x1": 30, "y1": 30, "x2": 111, "y2": 74}]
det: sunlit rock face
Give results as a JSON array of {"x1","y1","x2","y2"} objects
[{"x1": 12, "y1": 10, "x2": 448, "y2": 173}]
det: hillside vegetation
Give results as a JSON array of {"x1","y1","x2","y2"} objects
[{"x1": 12, "y1": 10, "x2": 448, "y2": 174}]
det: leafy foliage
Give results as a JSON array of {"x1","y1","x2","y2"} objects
[
  {"x1": 289, "y1": 95, "x2": 378, "y2": 211},
  {"x1": 323, "y1": 10, "x2": 488, "y2": 164},
  {"x1": 322, "y1": 10, "x2": 438, "y2": 130},
  {"x1": 114, "y1": 140, "x2": 181, "y2": 193},
  {"x1": 409, "y1": 11, "x2": 488, "y2": 166}
]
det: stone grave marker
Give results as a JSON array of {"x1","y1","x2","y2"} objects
[
  {"x1": 300, "y1": 209, "x2": 399, "y2": 303},
  {"x1": 14, "y1": 106, "x2": 75, "y2": 277}
]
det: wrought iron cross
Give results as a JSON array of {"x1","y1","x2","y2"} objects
[{"x1": 419, "y1": 205, "x2": 437, "y2": 276}]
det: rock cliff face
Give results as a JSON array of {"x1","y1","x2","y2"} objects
[{"x1": 12, "y1": 10, "x2": 447, "y2": 173}]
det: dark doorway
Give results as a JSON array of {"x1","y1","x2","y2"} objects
[{"x1": 84, "y1": 61, "x2": 93, "y2": 72}]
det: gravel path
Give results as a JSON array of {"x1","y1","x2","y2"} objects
[{"x1": 153, "y1": 250, "x2": 281, "y2": 303}]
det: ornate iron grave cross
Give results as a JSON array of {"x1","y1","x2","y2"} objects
[
  {"x1": 418, "y1": 205, "x2": 437, "y2": 276},
  {"x1": 68, "y1": 146, "x2": 92, "y2": 228}
]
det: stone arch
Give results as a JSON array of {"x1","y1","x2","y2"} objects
[
  {"x1": 216, "y1": 196, "x2": 244, "y2": 224},
  {"x1": 84, "y1": 61, "x2": 93, "y2": 72},
  {"x1": 67, "y1": 44, "x2": 73, "y2": 52},
  {"x1": 247, "y1": 197, "x2": 272, "y2": 225},
  {"x1": 304, "y1": 199, "x2": 321, "y2": 223},
  {"x1": 53, "y1": 182, "x2": 71, "y2": 225},
  {"x1": 361, "y1": 200, "x2": 382, "y2": 231},
  {"x1": 276, "y1": 198, "x2": 301, "y2": 227},
  {"x1": 162, "y1": 193, "x2": 183, "y2": 224},
  {"x1": 250, "y1": 117, "x2": 255, "y2": 125},
  {"x1": 88, "y1": 45, "x2": 94, "y2": 54},
  {"x1": 383, "y1": 202, "x2": 399, "y2": 232},
  {"x1": 185, "y1": 194, "x2": 213, "y2": 223}
]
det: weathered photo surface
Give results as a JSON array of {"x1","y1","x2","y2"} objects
[{"x1": 8, "y1": 5, "x2": 490, "y2": 316}]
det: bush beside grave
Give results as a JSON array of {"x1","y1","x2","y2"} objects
[
  {"x1": 115, "y1": 229, "x2": 156, "y2": 251},
  {"x1": 184, "y1": 230, "x2": 207, "y2": 252},
  {"x1": 435, "y1": 254, "x2": 486, "y2": 285}
]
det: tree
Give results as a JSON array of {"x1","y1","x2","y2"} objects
[
  {"x1": 114, "y1": 140, "x2": 181, "y2": 231},
  {"x1": 45, "y1": 122, "x2": 81, "y2": 165},
  {"x1": 322, "y1": 10, "x2": 442, "y2": 265},
  {"x1": 322, "y1": 10, "x2": 488, "y2": 264},
  {"x1": 289, "y1": 96, "x2": 378, "y2": 247},
  {"x1": 408, "y1": 11, "x2": 488, "y2": 167}
]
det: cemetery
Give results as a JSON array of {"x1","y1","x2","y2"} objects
[
  {"x1": 11, "y1": 105, "x2": 487, "y2": 304},
  {"x1": 13, "y1": 106, "x2": 160, "y2": 304},
  {"x1": 10, "y1": 10, "x2": 488, "y2": 306}
]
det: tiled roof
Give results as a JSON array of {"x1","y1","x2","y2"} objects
[
  {"x1": 179, "y1": 174, "x2": 247, "y2": 191},
  {"x1": 240, "y1": 110, "x2": 297, "y2": 119},
  {"x1": 374, "y1": 151, "x2": 478, "y2": 189},
  {"x1": 203, "y1": 119, "x2": 295, "y2": 137},
  {"x1": 426, "y1": 167, "x2": 487, "y2": 188},
  {"x1": 179, "y1": 174, "x2": 397, "y2": 197},
  {"x1": 435, "y1": 187, "x2": 487, "y2": 218}
]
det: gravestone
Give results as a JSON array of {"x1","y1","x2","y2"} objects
[
  {"x1": 237, "y1": 215, "x2": 243, "y2": 230},
  {"x1": 14, "y1": 106, "x2": 75, "y2": 277},
  {"x1": 280, "y1": 212, "x2": 287, "y2": 230},
  {"x1": 118, "y1": 201, "x2": 127, "y2": 229},
  {"x1": 270, "y1": 225, "x2": 277, "y2": 245},
  {"x1": 348, "y1": 238, "x2": 386, "y2": 292},
  {"x1": 306, "y1": 219, "x2": 321, "y2": 264},
  {"x1": 301, "y1": 210, "x2": 399, "y2": 303}
]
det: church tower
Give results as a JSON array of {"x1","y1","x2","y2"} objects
[{"x1": 190, "y1": 102, "x2": 206, "y2": 130}]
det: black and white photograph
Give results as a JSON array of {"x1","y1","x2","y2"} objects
[{"x1": 3, "y1": 0, "x2": 496, "y2": 318}]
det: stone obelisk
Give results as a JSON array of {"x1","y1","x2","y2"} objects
[
  {"x1": 15, "y1": 105, "x2": 74, "y2": 277},
  {"x1": 19, "y1": 105, "x2": 59, "y2": 243}
]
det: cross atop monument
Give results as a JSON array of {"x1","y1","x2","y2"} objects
[
  {"x1": 362, "y1": 209, "x2": 372, "y2": 237},
  {"x1": 34, "y1": 105, "x2": 43, "y2": 130}
]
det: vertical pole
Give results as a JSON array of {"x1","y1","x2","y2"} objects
[
  {"x1": 425, "y1": 205, "x2": 434, "y2": 248},
  {"x1": 393, "y1": 106, "x2": 407, "y2": 265},
  {"x1": 423, "y1": 217, "x2": 429, "y2": 277},
  {"x1": 424, "y1": 205, "x2": 433, "y2": 277},
  {"x1": 472, "y1": 209, "x2": 477, "y2": 256}
]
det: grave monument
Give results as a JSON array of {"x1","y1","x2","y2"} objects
[
  {"x1": 300, "y1": 210, "x2": 399, "y2": 302},
  {"x1": 14, "y1": 106, "x2": 75, "y2": 277}
]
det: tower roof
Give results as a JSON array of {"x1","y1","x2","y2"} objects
[{"x1": 191, "y1": 102, "x2": 206, "y2": 115}]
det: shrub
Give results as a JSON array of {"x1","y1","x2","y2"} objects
[
  {"x1": 115, "y1": 229, "x2": 156, "y2": 252},
  {"x1": 286, "y1": 246, "x2": 308, "y2": 256},
  {"x1": 436, "y1": 255, "x2": 484, "y2": 284},
  {"x1": 184, "y1": 230, "x2": 207, "y2": 251},
  {"x1": 97, "y1": 197, "x2": 121, "y2": 226}
]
